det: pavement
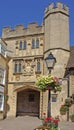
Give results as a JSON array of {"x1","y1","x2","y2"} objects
[{"x1": 0, "y1": 116, "x2": 74, "y2": 130}]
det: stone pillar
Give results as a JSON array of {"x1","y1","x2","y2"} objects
[{"x1": 7, "y1": 84, "x2": 17, "y2": 118}]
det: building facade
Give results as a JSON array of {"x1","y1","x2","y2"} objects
[
  {"x1": 1, "y1": 2, "x2": 70, "y2": 119},
  {"x1": 0, "y1": 38, "x2": 7, "y2": 119}
]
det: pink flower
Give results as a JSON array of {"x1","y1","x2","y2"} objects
[
  {"x1": 54, "y1": 119, "x2": 60, "y2": 124},
  {"x1": 44, "y1": 118, "x2": 49, "y2": 122},
  {"x1": 48, "y1": 116, "x2": 54, "y2": 121}
]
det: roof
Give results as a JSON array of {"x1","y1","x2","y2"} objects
[{"x1": 67, "y1": 46, "x2": 74, "y2": 68}]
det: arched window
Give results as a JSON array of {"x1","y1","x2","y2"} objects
[
  {"x1": 23, "y1": 41, "x2": 27, "y2": 50},
  {"x1": 19, "y1": 41, "x2": 22, "y2": 50},
  {"x1": 37, "y1": 60, "x2": 40, "y2": 72},
  {"x1": 36, "y1": 38, "x2": 39, "y2": 48},
  {"x1": 32, "y1": 39, "x2": 35, "y2": 49}
]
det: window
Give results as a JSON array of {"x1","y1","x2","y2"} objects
[
  {"x1": 0, "y1": 68, "x2": 5, "y2": 84},
  {"x1": 19, "y1": 63, "x2": 21, "y2": 73},
  {"x1": 23, "y1": 41, "x2": 27, "y2": 50},
  {"x1": 19, "y1": 41, "x2": 22, "y2": 50},
  {"x1": 32, "y1": 39, "x2": 35, "y2": 49},
  {"x1": 37, "y1": 60, "x2": 40, "y2": 72},
  {"x1": 14, "y1": 63, "x2": 18, "y2": 73},
  {"x1": 14, "y1": 61, "x2": 22, "y2": 73},
  {"x1": 52, "y1": 94, "x2": 57, "y2": 102},
  {"x1": 29, "y1": 94, "x2": 35, "y2": 102},
  {"x1": 36, "y1": 39, "x2": 39, "y2": 48},
  {"x1": 0, "y1": 43, "x2": 6, "y2": 57},
  {"x1": 0, "y1": 93, "x2": 4, "y2": 111}
]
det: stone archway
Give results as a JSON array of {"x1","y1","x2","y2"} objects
[{"x1": 16, "y1": 88, "x2": 40, "y2": 117}]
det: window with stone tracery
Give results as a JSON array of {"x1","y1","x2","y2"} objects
[
  {"x1": 36, "y1": 38, "x2": 39, "y2": 48},
  {"x1": 31, "y1": 39, "x2": 35, "y2": 49},
  {"x1": 19, "y1": 41, "x2": 22, "y2": 50},
  {"x1": 14, "y1": 61, "x2": 22, "y2": 73},
  {"x1": 23, "y1": 40, "x2": 27, "y2": 50},
  {"x1": 36, "y1": 59, "x2": 40, "y2": 72}
]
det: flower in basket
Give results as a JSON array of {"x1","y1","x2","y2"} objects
[
  {"x1": 60, "y1": 104, "x2": 68, "y2": 115},
  {"x1": 36, "y1": 74, "x2": 62, "y2": 92},
  {"x1": 42, "y1": 116, "x2": 60, "y2": 129},
  {"x1": 65, "y1": 98, "x2": 72, "y2": 107},
  {"x1": 70, "y1": 113, "x2": 74, "y2": 122}
]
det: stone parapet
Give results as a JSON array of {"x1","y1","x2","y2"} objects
[
  {"x1": 44, "y1": 2, "x2": 69, "y2": 19},
  {"x1": 2, "y1": 23, "x2": 44, "y2": 39}
]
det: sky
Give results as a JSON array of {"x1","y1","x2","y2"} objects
[{"x1": 0, "y1": 0, "x2": 74, "y2": 46}]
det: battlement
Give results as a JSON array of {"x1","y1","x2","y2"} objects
[
  {"x1": 2, "y1": 22, "x2": 44, "y2": 38},
  {"x1": 28, "y1": 22, "x2": 38, "y2": 28},
  {"x1": 44, "y1": 2, "x2": 69, "y2": 18}
]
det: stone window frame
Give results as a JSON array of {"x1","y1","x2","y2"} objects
[
  {"x1": 18, "y1": 40, "x2": 27, "y2": 50},
  {"x1": 0, "y1": 43, "x2": 7, "y2": 57},
  {"x1": 36, "y1": 59, "x2": 41, "y2": 72},
  {"x1": 14, "y1": 61, "x2": 22, "y2": 73},
  {"x1": 31, "y1": 39, "x2": 35, "y2": 49},
  {"x1": 0, "y1": 67, "x2": 5, "y2": 85},
  {"x1": 23, "y1": 40, "x2": 27, "y2": 50},
  {"x1": 19, "y1": 41, "x2": 23, "y2": 50},
  {"x1": 31, "y1": 38, "x2": 40, "y2": 49},
  {"x1": 36, "y1": 38, "x2": 39, "y2": 48},
  {"x1": 0, "y1": 93, "x2": 4, "y2": 111}
]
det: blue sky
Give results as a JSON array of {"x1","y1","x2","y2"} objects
[{"x1": 0, "y1": 0, "x2": 74, "y2": 46}]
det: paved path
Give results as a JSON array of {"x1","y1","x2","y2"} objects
[
  {"x1": 0, "y1": 116, "x2": 74, "y2": 130},
  {"x1": 59, "y1": 121, "x2": 74, "y2": 130}
]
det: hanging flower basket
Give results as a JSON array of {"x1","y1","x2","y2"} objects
[
  {"x1": 70, "y1": 113, "x2": 74, "y2": 122},
  {"x1": 36, "y1": 74, "x2": 62, "y2": 92},
  {"x1": 60, "y1": 104, "x2": 68, "y2": 115},
  {"x1": 65, "y1": 98, "x2": 72, "y2": 107},
  {"x1": 60, "y1": 111, "x2": 66, "y2": 115}
]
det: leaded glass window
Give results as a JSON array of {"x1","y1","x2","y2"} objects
[
  {"x1": 37, "y1": 60, "x2": 40, "y2": 72},
  {"x1": 19, "y1": 41, "x2": 22, "y2": 50},
  {"x1": 23, "y1": 41, "x2": 27, "y2": 50},
  {"x1": 36, "y1": 39, "x2": 39, "y2": 48},
  {"x1": 14, "y1": 61, "x2": 22, "y2": 73},
  {"x1": 32, "y1": 39, "x2": 35, "y2": 49}
]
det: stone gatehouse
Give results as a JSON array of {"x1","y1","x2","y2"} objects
[{"x1": 1, "y1": 2, "x2": 70, "y2": 119}]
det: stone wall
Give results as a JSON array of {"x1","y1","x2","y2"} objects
[{"x1": 2, "y1": 23, "x2": 44, "y2": 39}]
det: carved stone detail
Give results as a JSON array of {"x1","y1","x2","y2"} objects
[{"x1": 22, "y1": 60, "x2": 35, "y2": 76}]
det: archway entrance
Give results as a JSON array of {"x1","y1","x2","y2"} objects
[{"x1": 17, "y1": 88, "x2": 40, "y2": 117}]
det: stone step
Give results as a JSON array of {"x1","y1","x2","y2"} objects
[{"x1": 17, "y1": 112, "x2": 39, "y2": 117}]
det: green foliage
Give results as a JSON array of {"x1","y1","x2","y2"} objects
[
  {"x1": 60, "y1": 105, "x2": 68, "y2": 112},
  {"x1": 65, "y1": 98, "x2": 72, "y2": 107},
  {"x1": 70, "y1": 113, "x2": 74, "y2": 118},
  {"x1": 36, "y1": 74, "x2": 62, "y2": 91}
]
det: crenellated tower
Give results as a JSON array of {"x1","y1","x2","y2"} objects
[{"x1": 44, "y1": 2, "x2": 70, "y2": 78}]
